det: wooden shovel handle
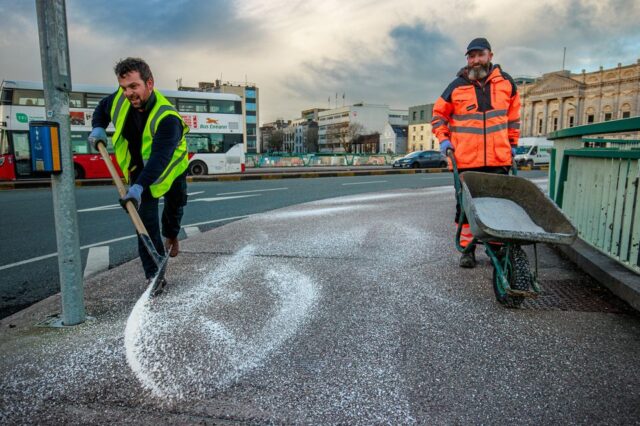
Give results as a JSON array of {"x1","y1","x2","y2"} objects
[{"x1": 95, "y1": 141, "x2": 150, "y2": 237}]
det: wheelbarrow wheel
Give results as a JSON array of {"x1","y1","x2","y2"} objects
[{"x1": 492, "y1": 245, "x2": 532, "y2": 308}]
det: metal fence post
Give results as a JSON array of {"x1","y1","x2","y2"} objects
[{"x1": 35, "y1": 0, "x2": 85, "y2": 325}]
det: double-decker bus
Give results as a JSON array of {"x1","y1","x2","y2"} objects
[{"x1": 0, "y1": 80, "x2": 245, "y2": 180}]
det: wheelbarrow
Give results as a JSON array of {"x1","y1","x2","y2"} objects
[{"x1": 447, "y1": 150, "x2": 577, "y2": 308}]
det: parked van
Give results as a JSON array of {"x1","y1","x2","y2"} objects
[{"x1": 514, "y1": 138, "x2": 553, "y2": 167}]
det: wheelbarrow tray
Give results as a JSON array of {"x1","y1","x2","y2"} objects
[{"x1": 460, "y1": 172, "x2": 576, "y2": 245}]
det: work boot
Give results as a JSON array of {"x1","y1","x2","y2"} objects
[
  {"x1": 459, "y1": 251, "x2": 476, "y2": 268},
  {"x1": 165, "y1": 237, "x2": 179, "y2": 257}
]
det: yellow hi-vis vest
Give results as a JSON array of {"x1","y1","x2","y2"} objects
[{"x1": 110, "y1": 88, "x2": 189, "y2": 198}]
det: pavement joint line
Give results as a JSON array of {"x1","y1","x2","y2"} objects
[
  {"x1": 181, "y1": 250, "x2": 370, "y2": 261},
  {"x1": 83, "y1": 246, "x2": 109, "y2": 278}
]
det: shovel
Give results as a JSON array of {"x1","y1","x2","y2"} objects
[{"x1": 95, "y1": 140, "x2": 168, "y2": 297}]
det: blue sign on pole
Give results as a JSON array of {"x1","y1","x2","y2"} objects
[{"x1": 29, "y1": 120, "x2": 62, "y2": 174}]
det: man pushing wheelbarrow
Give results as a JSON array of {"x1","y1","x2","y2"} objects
[{"x1": 432, "y1": 38, "x2": 576, "y2": 307}]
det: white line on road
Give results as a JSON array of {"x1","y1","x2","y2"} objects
[
  {"x1": 341, "y1": 180, "x2": 388, "y2": 186},
  {"x1": 0, "y1": 215, "x2": 249, "y2": 271},
  {"x1": 217, "y1": 187, "x2": 288, "y2": 196},
  {"x1": 184, "y1": 226, "x2": 201, "y2": 237},
  {"x1": 188, "y1": 191, "x2": 205, "y2": 196},
  {"x1": 191, "y1": 194, "x2": 261, "y2": 202},
  {"x1": 83, "y1": 246, "x2": 109, "y2": 278}
]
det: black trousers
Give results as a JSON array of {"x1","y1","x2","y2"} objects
[
  {"x1": 136, "y1": 171, "x2": 188, "y2": 279},
  {"x1": 455, "y1": 166, "x2": 510, "y2": 224}
]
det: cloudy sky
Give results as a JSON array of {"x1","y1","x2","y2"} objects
[{"x1": 1, "y1": 0, "x2": 638, "y2": 122}]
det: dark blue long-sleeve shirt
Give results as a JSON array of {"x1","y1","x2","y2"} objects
[{"x1": 92, "y1": 91, "x2": 182, "y2": 189}]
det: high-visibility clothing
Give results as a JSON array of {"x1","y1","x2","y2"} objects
[
  {"x1": 432, "y1": 65, "x2": 520, "y2": 169},
  {"x1": 459, "y1": 223, "x2": 473, "y2": 248},
  {"x1": 110, "y1": 88, "x2": 189, "y2": 198}
]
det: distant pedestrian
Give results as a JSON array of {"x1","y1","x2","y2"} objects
[
  {"x1": 89, "y1": 58, "x2": 189, "y2": 290},
  {"x1": 431, "y1": 37, "x2": 521, "y2": 268}
]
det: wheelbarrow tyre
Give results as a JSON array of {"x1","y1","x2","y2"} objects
[{"x1": 492, "y1": 245, "x2": 531, "y2": 308}]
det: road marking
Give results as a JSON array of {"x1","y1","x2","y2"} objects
[
  {"x1": 0, "y1": 215, "x2": 249, "y2": 271},
  {"x1": 341, "y1": 180, "x2": 388, "y2": 186},
  {"x1": 184, "y1": 226, "x2": 201, "y2": 237},
  {"x1": 79, "y1": 192, "x2": 252, "y2": 212},
  {"x1": 83, "y1": 246, "x2": 109, "y2": 278},
  {"x1": 217, "y1": 187, "x2": 288, "y2": 196},
  {"x1": 191, "y1": 194, "x2": 261, "y2": 203}
]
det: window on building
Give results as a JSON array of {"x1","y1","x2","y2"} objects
[
  {"x1": 420, "y1": 110, "x2": 425, "y2": 120},
  {"x1": 622, "y1": 111, "x2": 631, "y2": 119},
  {"x1": 538, "y1": 119, "x2": 543, "y2": 134},
  {"x1": 587, "y1": 114, "x2": 594, "y2": 123},
  {"x1": 553, "y1": 117, "x2": 558, "y2": 131},
  {"x1": 419, "y1": 144, "x2": 423, "y2": 150},
  {"x1": 412, "y1": 135, "x2": 415, "y2": 141},
  {"x1": 604, "y1": 112, "x2": 612, "y2": 121},
  {"x1": 412, "y1": 111, "x2": 417, "y2": 121},
  {"x1": 420, "y1": 125, "x2": 423, "y2": 131},
  {"x1": 245, "y1": 89, "x2": 256, "y2": 98},
  {"x1": 569, "y1": 116, "x2": 575, "y2": 127},
  {"x1": 420, "y1": 135, "x2": 423, "y2": 140}
]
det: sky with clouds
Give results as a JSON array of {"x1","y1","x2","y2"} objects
[{"x1": 0, "y1": 0, "x2": 638, "y2": 123}]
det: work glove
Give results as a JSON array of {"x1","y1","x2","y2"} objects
[
  {"x1": 440, "y1": 139, "x2": 453, "y2": 156},
  {"x1": 88, "y1": 127, "x2": 108, "y2": 151},
  {"x1": 120, "y1": 184, "x2": 143, "y2": 211},
  {"x1": 511, "y1": 147, "x2": 517, "y2": 157}
]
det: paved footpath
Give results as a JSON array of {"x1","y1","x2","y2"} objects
[{"x1": 1, "y1": 187, "x2": 639, "y2": 424}]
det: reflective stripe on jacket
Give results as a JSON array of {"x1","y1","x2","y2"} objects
[
  {"x1": 431, "y1": 65, "x2": 520, "y2": 169},
  {"x1": 110, "y1": 88, "x2": 189, "y2": 198}
]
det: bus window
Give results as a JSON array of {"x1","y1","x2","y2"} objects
[
  {"x1": 86, "y1": 93, "x2": 105, "y2": 109},
  {"x1": 71, "y1": 133, "x2": 91, "y2": 154},
  {"x1": 186, "y1": 134, "x2": 210, "y2": 153},
  {"x1": 209, "y1": 99, "x2": 239, "y2": 114},
  {"x1": 210, "y1": 134, "x2": 224, "y2": 153},
  {"x1": 0, "y1": 130, "x2": 9, "y2": 155},
  {"x1": 12, "y1": 132, "x2": 31, "y2": 176},
  {"x1": 1, "y1": 88, "x2": 12, "y2": 105},
  {"x1": 69, "y1": 92, "x2": 84, "y2": 108},
  {"x1": 13, "y1": 89, "x2": 45, "y2": 106},
  {"x1": 223, "y1": 134, "x2": 243, "y2": 151},
  {"x1": 177, "y1": 99, "x2": 208, "y2": 113}
]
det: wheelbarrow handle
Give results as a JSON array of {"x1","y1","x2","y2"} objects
[{"x1": 95, "y1": 140, "x2": 151, "y2": 238}]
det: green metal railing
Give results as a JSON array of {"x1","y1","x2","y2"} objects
[{"x1": 548, "y1": 117, "x2": 640, "y2": 273}]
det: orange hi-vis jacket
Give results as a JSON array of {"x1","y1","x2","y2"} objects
[{"x1": 431, "y1": 65, "x2": 520, "y2": 169}]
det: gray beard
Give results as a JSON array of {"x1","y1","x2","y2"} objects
[{"x1": 468, "y1": 63, "x2": 491, "y2": 81}]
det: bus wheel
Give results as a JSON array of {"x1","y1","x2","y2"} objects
[
  {"x1": 74, "y1": 164, "x2": 85, "y2": 179},
  {"x1": 189, "y1": 161, "x2": 207, "y2": 176}
]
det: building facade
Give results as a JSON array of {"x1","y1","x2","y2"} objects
[
  {"x1": 282, "y1": 118, "x2": 318, "y2": 153},
  {"x1": 518, "y1": 60, "x2": 640, "y2": 137},
  {"x1": 317, "y1": 103, "x2": 408, "y2": 153},
  {"x1": 180, "y1": 80, "x2": 260, "y2": 153},
  {"x1": 408, "y1": 103, "x2": 437, "y2": 152}
]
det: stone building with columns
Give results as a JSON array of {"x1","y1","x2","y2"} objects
[{"x1": 517, "y1": 60, "x2": 640, "y2": 137}]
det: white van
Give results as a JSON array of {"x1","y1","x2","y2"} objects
[{"x1": 514, "y1": 138, "x2": 553, "y2": 167}]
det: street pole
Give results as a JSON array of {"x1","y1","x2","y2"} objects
[{"x1": 35, "y1": 0, "x2": 85, "y2": 326}]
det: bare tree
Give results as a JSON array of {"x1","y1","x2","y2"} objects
[
  {"x1": 339, "y1": 122, "x2": 364, "y2": 153},
  {"x1": 268, "y1": 129, "x2": 285, "y2": 152}
]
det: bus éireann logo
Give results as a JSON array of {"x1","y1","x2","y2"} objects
[
  {"x1": 16, "y1": 113, "x2": 28, "y2": 123},
  {"x1": 206, "y1": 118, "x2": 219, "y2": 124}
]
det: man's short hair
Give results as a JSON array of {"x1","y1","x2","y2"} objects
[{"x1": 114, "y1": 57, "x2": 153, "y2": 82}]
